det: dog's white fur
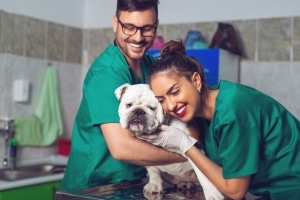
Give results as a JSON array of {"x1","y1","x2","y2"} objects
[{"x1": 115, "y1": 83, "x2": 224, "y2": 200}]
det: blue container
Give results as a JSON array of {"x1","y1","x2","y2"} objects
[
  {"x1": 184, "y1": 30, "x2": 209, "y2": 49},
  {"x1": 147, "y1": 48, "x2": 220, "y2": 86}
]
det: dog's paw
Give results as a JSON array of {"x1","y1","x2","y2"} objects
[
  {"x1": 143, "y1": 183, "x2": 163, "y2": 194},
  {"x1": 176, "y1": 181, "x2": 195, "y2": 190},
  {"x1": 203, "y1": 186, "x2": 225, "y2": 200}
]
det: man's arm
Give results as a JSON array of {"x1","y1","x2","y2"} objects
[{"x1": 101, "y1": 123, "x2": 186, "y2": 166}]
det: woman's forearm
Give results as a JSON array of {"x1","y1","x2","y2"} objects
[{"x1": 186, "y1": 146, "x2": 250, "y2": 200}]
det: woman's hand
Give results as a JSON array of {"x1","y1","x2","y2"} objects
[{"x1": 137, "y1": 125, "x2": 197, "y2": 153}]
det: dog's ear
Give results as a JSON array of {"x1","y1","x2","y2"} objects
[
  {"x1": 162, "y1": 111, "x2": 170, "y2": 124},
  {"x1": 115, "y1": 83, "x2": 131, "y2": 100}
]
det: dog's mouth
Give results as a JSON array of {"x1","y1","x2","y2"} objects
[{"x1": 129, "y1": 118, "x2": 147, "y2": 134}]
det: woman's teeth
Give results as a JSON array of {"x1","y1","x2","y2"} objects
[{"x1": 176, "y1": 106, "x2": 185, "y2": 115}]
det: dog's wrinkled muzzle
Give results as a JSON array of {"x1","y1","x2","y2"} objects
[{"x1": 129, "y1": 118, "x2": 147, "y2": 134}]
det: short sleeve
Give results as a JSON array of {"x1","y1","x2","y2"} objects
[
  {"x1": 215, "y1": 120, "x2": 260, "y2": 178},
  {"x1": 83, "y1": 66, "x2": 131, "y2": 126}
]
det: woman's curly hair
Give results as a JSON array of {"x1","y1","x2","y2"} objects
[
  {"x1": 149, "y1": 39, "x2": 209, "y2": 110},
  {"x1": 150, "y1": 39, "x2": 206, "y2": 87}
]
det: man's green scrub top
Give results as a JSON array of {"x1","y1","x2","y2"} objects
[
  {"x1": 201, "y1": 80, "x2": 300, "y2": 199},
  {"x1": 61, "y1": 43, "x2": 156, "y2": 190}
]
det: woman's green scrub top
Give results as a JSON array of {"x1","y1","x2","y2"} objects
[
  {"x1": 201, "y1": 80, "x2": 300, "y2": 199},
  {"x1": 61, "y1": 43, "x2": 156, "y2": 190}
]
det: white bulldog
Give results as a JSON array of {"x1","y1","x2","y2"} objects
[{"x1": 115, "y1": 83, "x2": 224, "y2": 200}]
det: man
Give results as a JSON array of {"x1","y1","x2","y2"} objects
[{"x1": 61, "y1": 0, "x2": 185, "y2": 191}]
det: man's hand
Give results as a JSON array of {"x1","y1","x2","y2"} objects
[{"x1": 137, "y1": 125, "x2": 197, "y2": 154}]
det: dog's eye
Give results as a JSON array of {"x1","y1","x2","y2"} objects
[
  {"x1": 126, "y1": 103, "x2": 132, "y2": 108},
  {"x1": 148, "y1": 106, "x2": 156, "y2": 111}
]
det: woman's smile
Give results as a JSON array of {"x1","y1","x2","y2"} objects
[{"x1": 174, "y1": 104, "x2": 187, "y2": 118}]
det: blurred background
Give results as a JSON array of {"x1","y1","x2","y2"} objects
[{"x1": 0, "y1": 0, "x2": 299, "y2": 198}]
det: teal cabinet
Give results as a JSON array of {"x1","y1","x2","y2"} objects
[{"x1": 0, "y1": 181, "x2": 61, "y2": 200}]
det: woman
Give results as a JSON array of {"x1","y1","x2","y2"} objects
[{"x1": 139, "y1": 40, "x2": 300, "y2": 200}]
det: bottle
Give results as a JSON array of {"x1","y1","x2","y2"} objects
[{"x1": 10, "y1": 138, "x2": 18, "y2": 169}]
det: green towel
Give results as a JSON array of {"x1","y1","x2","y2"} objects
[
  {"x1": 14, "y1": 66, "x2": 63, "y2": 146},
  {"x1": 14, "y1": 116, "x2": 43, "y2": 146}
]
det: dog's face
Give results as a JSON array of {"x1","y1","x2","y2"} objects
[{"x1": 115, "y1": 83, "x2": 165, "y2": 136}]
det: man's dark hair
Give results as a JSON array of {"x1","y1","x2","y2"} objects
[{"x1": 116, "y1": 0, "x2": 159, "y2": 19}]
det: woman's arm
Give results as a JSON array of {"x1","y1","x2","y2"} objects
[
  {"x1": 101, "y1": 123, "x2": 186, "y2": 166},
  {"x1": 186, "y1": 146, "x2": 250, "y2": 200},
  {"x1": 137, "y1": 125, "x2": 251, "y2": 199}
]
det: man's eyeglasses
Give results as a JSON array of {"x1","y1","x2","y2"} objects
[{"x1": 117, "y1": 17, "x2": 157, "y2": 37}]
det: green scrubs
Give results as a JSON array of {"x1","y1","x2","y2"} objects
[
  {"x1": 61, "y1": 43, "x2": 156, "y2": 190},
  {"x1": 200, "y1": 80, "x2": 300, "y2": 199}
]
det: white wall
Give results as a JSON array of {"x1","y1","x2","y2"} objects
[
  {"x1": 1, "y1": 0, "x2": 300, "y2": 28},
  {"x1": 84, "y1": 0, "x2": 300, "y2": 28},
  {"x1": 0, "y1": 0, "x2": 85, "y2": 28}
]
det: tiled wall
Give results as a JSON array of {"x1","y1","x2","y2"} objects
[
  {"x1": 0, "y1": 10, "x2": 83, "y2": 165},
  {"x1": 83, "y1": 16, "x2": 300, "y2": 120},
  {"x1": 1, "y1": 9, "x2": 300, "y2": 165},
  {"x1": 0, "y1": 10, "x2": 83, "y2": 63},
  {"x1": 83, "y1": 17, "x2": 300, "y2": 63}
]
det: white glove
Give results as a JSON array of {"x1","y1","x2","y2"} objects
[{"x1": 137, "y1": 125, "x2": 197, "y2": 153}]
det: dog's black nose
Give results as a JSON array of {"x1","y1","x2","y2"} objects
[{"x1": 134, "y1": 109, "x2": 145, "y2": 116}]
